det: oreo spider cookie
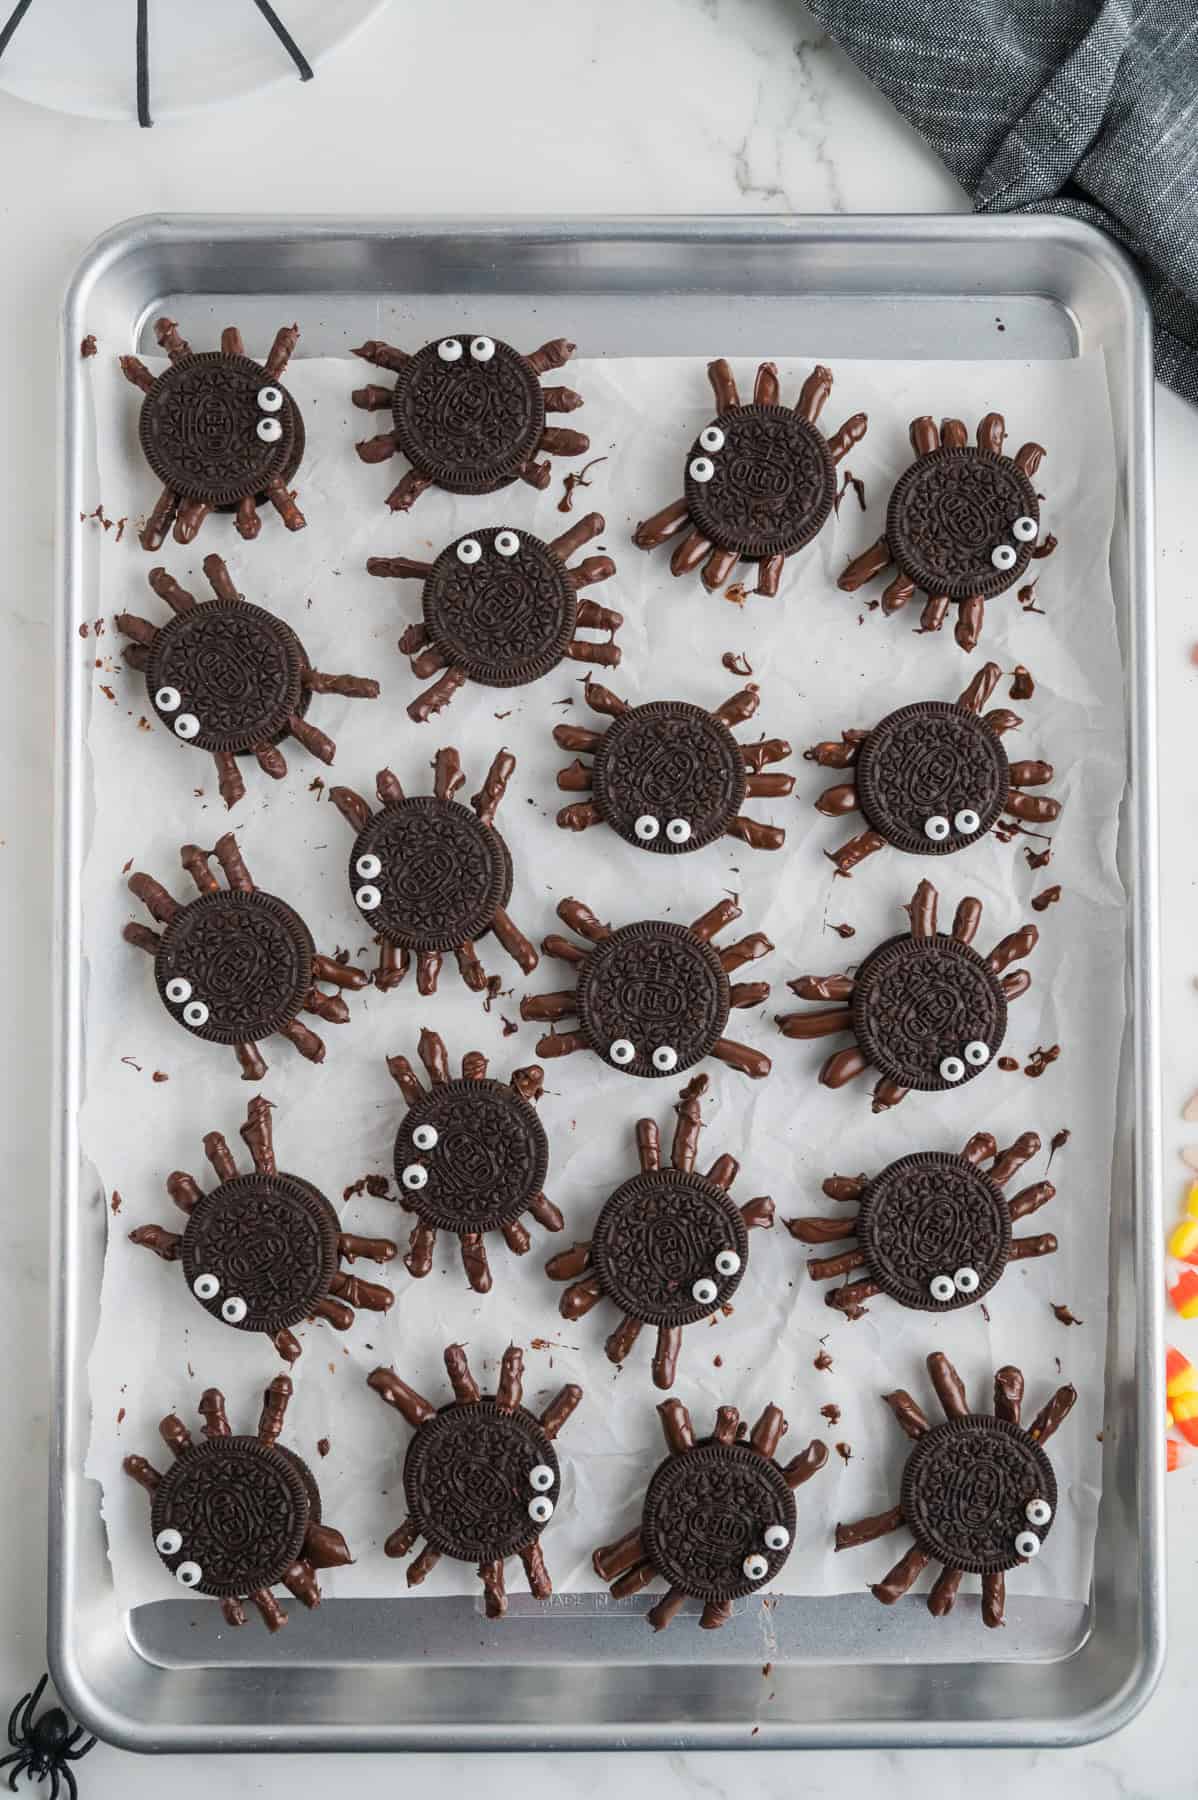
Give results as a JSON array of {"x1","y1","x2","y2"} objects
[
  {"x1": 855, "y1": 701, "x2": 1010, "y2": 857},
  {"x1": 683, "y1": 404, "x2": 836, "y2": 561},
  {"x1": 591, "y1": 701, "x2": 747, "y2": 854},
  {"x1": 641, "y1": 1437, "x2": 797, "y2": 1603},
  {"x1": 403, "y1": 1398, "x2": 559, "y2": 1564},
  {"x1": 901, "y1": 1415, "x2": 1057, "y2": 1576},
  {"x1": 145, "y1": 598, "x2": 308, "y2": 754},
  {"x1": 886, "y1": 446, "x2": 1039, "y2": 602},
  {"x1": 349, "y1": 796, "x2": 512, "y2": 952},
  {"x1": 850, "y1": 933, "x2": 1007, "y2": 1093},
  {"x1": 590, "y1": 1167, "x2": 749, "y2": 1327},
  {"x1": 394, "y1": 1076, "x2": 549, "y2": 1235},
  {"x1": 855, "y1": 1152, "x2": 1011, "y2": 1312},
  {"x1": 154, "y1": 888, "x2": 314, "y2": 1045},
  {"x1": 392, "y1": 335, "x2": 546, "y2": 494},
  {"x1": 139, "y1": 352, "x2": 305, "y2": 510},
  {"x1": 421, "y1": 527, "x2": 577, "y2": 688},
  {"x1": 150, "y1": 1435, "x2": 314, "y2": 1598},
  {"x1": 180, "y1": 1172, "x2": 341, "y2": 1335},
  {"x1": 577, "y1": 921, "x2": 731, "y2": 1079}
]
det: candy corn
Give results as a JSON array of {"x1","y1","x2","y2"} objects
[
  {"x1": 1168, "y1": 1438, "x2": 1194, "y2": 1472},
  {"x1": 1169, "y1": 1269, "x2": 1198, "y2": 1319},
  {"x1": 1168, "y1": 1184, "x2": 1198, "y2": 1263},
  {"x1": 1167, "y1": 1346, "x2": 1198, "y2": 1444}
]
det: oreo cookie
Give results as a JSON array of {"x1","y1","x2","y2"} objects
[
  {"x1": 146, "y1": 598, "x2": 308, "y2": 753},
  {"x1": 901, "y1": 1416, "x2": 1057, "y2": 1576},
  {"x1": 591, "y1": 702, "x2": 747, "y2": 853},
  {"x1": 139, "y1": 351, "x2": 304, "y2": 511},
  {"x1": 150, "y1": 1436, "x2": 314, "y2": 1598},
  {"x1": 394, "y1": 1076, "x2": 549, "y2": 1236},
  {"x1": 391, "y1": 336, "x2": 546, "y2": 495},
  {"x1": 642, "y1": 1437, "x2": 797, "y2": 1603},
  {"x1": 180, "y1": 1172, "x2": 341, "y2": 1335},
  {"x1": 404, "y1": 1399, "x2": 560, "y2": 1565},
  {"x1": 422, "y1": 528, "x2": 578, "y2": 688},
  {"x1": 887, "y1": 446, "x2": 1039, "y2": 602},
  {"x1": 591, "y1": 1168, "x2": 749, "y2": 1327},
  {"x1": 577, "y1": 921, "x2": 730, "y2": 1079},
  {"x1": 855, "y1": 701, "x2": 1010, "y2": 857},
  {"x1": 850, "y1": 933, "x2": 1007, "y2": 1093},
  {"x1": 684, "y1": 404, "x2": 836, "y2": 560},
  {"x1": 350, "y1": 795, "x2": 512, "y2": 953},
  {"x1": 856, "y1": 1151, "x2": 1011, "y2": 1311},
  {"x1": 154, "y1": 888, "x2": 314, "y2": 1046}
]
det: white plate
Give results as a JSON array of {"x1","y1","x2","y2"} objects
[{"x1": 0, "y1": 0, "x2": 391, "y2": 123}]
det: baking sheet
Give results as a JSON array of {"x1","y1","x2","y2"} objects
[{"x1": 79, "y1": 346, "x2": 1123, "y2": 1627}]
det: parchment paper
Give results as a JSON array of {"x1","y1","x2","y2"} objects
[{"x1": 80, "y1": 345, "x2": 1123, "y2": 1621}]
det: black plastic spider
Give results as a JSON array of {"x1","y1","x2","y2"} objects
[{"x1": 2, "y1": 1676, "x2": 95, "y2": 1800}]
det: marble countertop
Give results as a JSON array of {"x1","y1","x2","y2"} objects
[{"x1": 1, "y1": 0, "x2": 1194, "y2": 1792}]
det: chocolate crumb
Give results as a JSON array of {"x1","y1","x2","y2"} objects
[
  {"x1": 979, "y1": 1302, "x2": 991, "y2": 1323},
  {"x1": 151, "y1": 1070, "x2": 168, "y2": 1083},
  {"x1": 1052, "y1": 1303, "x2": 1083, "y2": 1326},
  {"x1": 117, "y1": 1406, "x2": 125, "y2": 1424},
  {"x1": 723, "y1": 582, "x2": 750, "y2": 607},
  {"x1": 1031, "y1": 884, "x2": 1061, "y2": 912},
  {"x1": 835, "y1": 1442, "x2": 853, "y2": 1464},
  {"x1": 713, "y1": 1354, "x2": 723, "y2": 1368},
  {"x1": 120, "y1": 1056, "x2": 142, "y2": 1072},
  {"x1": 814, "y1": 1349, "x2": 833, "y2": 1373},
  {"x1": 1047, "y1": 1128, "x2": 1071, "y2": 1168},
  {"x1": 110, "y1": 1190, "x2": 122, "y2": 1214},
  {"x1": 80, "y1": 335, "x2": 98, "y2": 358},
  {"x1": 317, "y1": 1437, "x2": 330, "y2": 1458},
  {"x1": 99, "y1": 684, "x2": 115, "y2": 702},
  {"x1": 553, "y1": 697, "x2": 575, "y2": 709},
  {"x1": 482, "y1": 975, "x2": 507, "y2": 1011},
  {"x1": 820, "y1": 1402, "x2": 841, "y2": 1426},
  {"x1": 1010, "y1": 664, "x2": 1035, "y2": 700},
  {"x1": 137, "y1": 716, "x2": 152, "y2": 731},
  {"x1": 365, "y1": 1174, "x2": 389, "y2": 1199},
  {"x1": 1017, "y1": 578, "x2": 1045, "y2": 615},
  {"x1": 1096, "y1": 1431, "x2": 1104, "y2": 1442},
  {"x1": 834, "y1": 468, "x2": 866, "y2": 515},
  {"x1": 762, "y1": 1662, "x2": 773, "y2": 1678},
  {"x1": 500, "y1": 1015, "x2": 518, "y2": 1037},
  {"x1": 309, "y1": 776, "x2": 325, "y2": 795},
  {"x1": 1025, "y1": 1044, "x2": 1061, "y2": 1078},
  {"x1": 827, "y1": 921, "x2": 856, "y2": 939},
  {"x1": 78, "y1": 622, "x2": 89, "y2": 639},
  {"x1": 722, "y1": 651, "x2": 753, "y2": 678},
  {"x1": 998, "y1": 1056, "x2": 1019, "y2": 1071},
  {"x1": 494, "y1": 710, "x2": 512, "y2": 720},
  {"x1": 121, "y1": 857, "x2": 133, "y2": 874},
  {"x1": 557, "y1": 454, "x2": 607, "y2": 513},
  {"x1": 1024, "y1": 845, "x2": 1052, "y2": 870}
]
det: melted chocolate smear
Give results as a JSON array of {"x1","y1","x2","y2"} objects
[
  {"x1": 1032, "y1": 534, "x2": 1058, "y2": 560},
  {"x1": 152, "y1": 1070, "x2": 168, "y2": 1082},
  {"x1": 120, "y1": 1056, "x2": 141, "y2": 1072},
  {"x1": 1010, "y1": 664, "x2": 1035, "y2": 700},
  {"x1": 557, "y1": 455, "x2": 608, "y2": 514},
  {"x1": 1031, "y1": 885, "x2": 1061, "y2": 912},
  {"x1": 713, "y1": 1354, "x2": 724, "y2": 1368},
  {"x1": 834, "y1": 469, "x2": 867, "y2": 515},
  {"x1": 1018, "y1": 578, "x2": 1045, "y2": 615},
  {"x1": 1052, "y1": 1303, "x2": 1083, "y2": 1326},
  {"x1": 998, "y1": 1056, "x2": 1019, "y2": 1071},
  {"x1": 979, "y1": 1302, "x2": 991, "y2": 1323},
  {"x1": 117, "y1": 1406, "x2": 125, "y2": 1424},
  {"x1": 835, "y1": 1442, "x2": 853, "y2": 1464},
  {"x1": 722, "y1": 651, "x2": 753, "y2": 678},
  {"x1": 820, "y1": 1403, "x2": 841, "y2": 1426},
  {"x1": 501, "y1": 1015, "x2": 519, "y2": 1036},
  {"x1": 814, "y1": 1348, "x2": 833, "y2": 1373},
  {"x1": 724, "y1": 582, "x2": 750, "y2": 607},
  {"x1": 78, "y1": 622, "x2": 88, "y2": 638},
  {"x1": 1047, "y1": 1128, "x2": 1071, "y2": 1168},
  {"x1": 309, "y1": 776, "x2": 325, "y2": 796},
  {"x1": 483, "y1": 977, "x2": 508, "y2": 1011},
  {"x1": 317, "y1": 1437, "x2": 330, "y2": 1457},
  {"x1": 827, "y1": 922, "x2": 856, "y2": 940},
  {"x1": 81, "y1": 335, "x2": 97, "y2": 358},
  {"x1": 1025, "y1": 845, "x2": 1052, "y2": 870},
  {"x1": 343, "y1": 1174, "x2": 391, "y2": 1203},
  {"x1": 1025, "y1": 1045, "x2": 1061, "y2": 1078},
  {"x1": 110, "y1": 1190, "x2": 122, "y2": 1214}
]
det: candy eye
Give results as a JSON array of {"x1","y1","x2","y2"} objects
[
  {"x1": 990, "y1": 543, "x2": 1017, "y2": 571},
  {"x1": 355, "y1": 885, "x2": 382, "y2": 912},
  {"x1": 1026, "y1": 1497, "x2": 1052, "y2": 1528},
  {"x1": 1014, "y1": 1530, "x2": 1041, "y2": 1559},
  {"x1": 402, "y1": 1164, "x2": 428, "y2": 1192},
  {"x1": 1012, "y1": 516, "x2": 1037, "y2": 542},
  {"x1": 954, "y1": 809, "x2": 981, "y2": 835},
  {"x1": 714, "y1": 1250, "x2": 741, "y2": 1277},
  {"x1": 412, "y1": 1123, "x2": 439, "y2": 1152},
  {"x1": 929, "y1": 1273, "x2": 956, "y2": 1303},
  {"x1": 665, "y1": 819, "x2": 692, "y2": 844},
  {"x1": 688, "y1": 456, "x2": 715, "y2": 483},
  {"x1": 609, "y1": 1039, "x2": 635, "y2": 1066},
  {"x1": 456, "y1": 538, "x2": 482, "y2": 565},
  {"x1": 183, "y1": 1000, "x2": 209, "y2": 1028},
  {"x1": 963, "y1": 1040, "x2": 990, "y2": 1067},
  {"x1": 529, "y1": 1464, "x2": 554, "y2": 1492},
  {"x1": 528, "y1": 1495, "x2": 554, "y2": 1524},
  {"x1": 953, "y1": 1266, "x2": 980, "y2": 1295},
  {"x1": 634, "y1": 816, "x2": 660, "y2": 842},
  {"x1": 494, "y1": 529, "x2": 520, "y2": 556},
  {"x1": 742, "y1": 1553, "x2": 769, "y2": 1582},
  {"x1": 470, "y1": 336, "x2": 496, "y2": 362},
  {"x1": 763, "y1": 1524, "x2": 790, "y2": 1552},
  {"x1": 924, "y1": 815, "x2": 950, "y2": 842},
  {"x1": 691, "y1": 1277, "x2": 718, "y2": 1306},
  {"x1": 699, "y1": 425, "x2": 725, "y2": 452},
  {"x1": 652, "y1": 1046, "x2": 678, "y2": 1073},
  {"x1": 192, "y1": 1273, "x2": 219, "y2": 1301},
  {"x1": 256, "y1": 416, "x2": 283, "y2": 444},
  {"x1": 221, "y1": 1296, "x2": 248, "y2": 1324},
  {"x1": 939, "y1": 1055, "x2": 965, "y2": 1083},
  {"x1": 173, "y1": 714, "x2": 200, "y2": 741},
  {"x1": 165, "y1": 977, "x2": 192, "y2": 1004},
  {"x1": 155, "y1": 686, "x2": 181, "y2": 712},
  {"x1": 155, "y1": 1528, "x2": 183, "y2": 1556},
  {"x1": 257, "y1": 386, "x2": 284, "y2": 414},
  {"x1": 355, "y1": 853, "x2": 381, "y2": 880},
  {"x1": 175, "y1": 1561, "x2": 203, "y2": 1588},
  {"x1": 437, "y1": 338, "x2": 463, "y2": 362}
]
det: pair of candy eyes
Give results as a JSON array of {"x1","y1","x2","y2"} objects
[
  {"x1": 742, "y1": 1523, "x2": 792, "y2": 1581},
  {"x1": 924, "y1": 809, "x2": 980, "y2": 841},
  {"x1": 690, "y1": 1250, "x2": 742, "y2": 1306},
  {"x1": 353, "y1": 852, "x2": 385, "y2": 912},
  {"x1": 153, "y1": 1529, "x2": 202, "y2": 1586},
  {"x1": 610, "y1": 1040, "x2": 677, "y2": 1072},
  {"x1": 527, "y1": 1462, "x2": 556, "y2": 1524},
  {"x1": 191, "y1": 1272, "x2": 247, "y2": 1323},
  {"x1": 939, "y1": 1041, "x2": 990, "y2": 1082},
  {"x1": 164, "y1": 975, "x2": 209, "y2": 1029},
  {"x1": 990, "y1": 516, "x2": 1038, "y2": 569},
  {"x1": 928, "y1": 1267, "x2": 980, "y2": 1302},
  {"x1": 688, "y1": 423, "x2": 727, "y2": 483},
  {"x1": 154, "y1": 686, "x2": 201, "y2": 741},
  {"x1": 400, "y1": 1122, "x2": 441, "y2": 1191},
  {"x1": 1014, "y1": 1498, "x2": 1054, "y2": 1558},
  {"x1": 438, "y1": 336, "x2": 496, "y2": 364},
  {"x1": 455, "y1": 530, "x2": 521, "y2": 566},
  {"x1": 635, "y1": 816, "x2": 692, "y2": 845},
  {"x1": 255, "y1": 384, "x2": 285, "y2": 444}
]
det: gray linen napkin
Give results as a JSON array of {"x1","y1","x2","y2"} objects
[{"x1": 805, "y1": 0, "x2": 1198, "y2": 404}]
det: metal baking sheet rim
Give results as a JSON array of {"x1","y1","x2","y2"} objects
[{"x1": 48, "y1": 214, "x2": 1164, "y2": 1752}]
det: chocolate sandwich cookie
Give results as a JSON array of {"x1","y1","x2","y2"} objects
[
  {"x1": 120, "y1": 318, "x2": 306, "y2": 551},
  {"x1": 553, "y1": 678, "x2": 794, "y2": 853},
  {"x1": 838, "y1": 412, "x2": 1054, "y2": 652},
  {"x1": 835, "y1": 1351, "x2": 1076, "y2": 1629},
  {"x1": 368, "y1": 1343, "x2": 583, "y2": 1618},
  {"x1": 633, "y1": 358, "x2": 866, "y2": 598},
  {"x1": 807, "y1": 661, "x2": 1060, "y2": 877},
  {"x1": 129, "y1": 1097, "x2": 396, "y2": 1362},
  {"x1": 117, "y1": 555, "x2": 378, "y2": 810},
  {"x1": 776, "y1": 878, "x2": 1038, "y2": 1111},
  {"x1": 593, "y1": 1397, "x2": 827, "y2": 1631},
  {"x1": 352, "y1": 333, "x2": 589, "y2": 511},
  {"x1": 123, "y1": 833, "x2": 365, "y2": 1080},
  {"x1": 367, "y1": 515, "x2": 621, "y2": 721},
  {"x1": 123, "y1": 1375, "x2": 352, "y2": 1632},
  {"x1": 386, "y1": 1028, "x2": 561, "y2": 1294},
  {"x1": 521, "y1": 894, "x2": 774, "y2": 1082},
  {"x1": 330, "y1": 747, "x2": 538, "y2": 996},
  {"x1": 546, "y1": 1074, "x2": 774, "y2": 1387},
  {"x1": 788, "y1": 1128, "x2": 1058, "y2": 1319}
]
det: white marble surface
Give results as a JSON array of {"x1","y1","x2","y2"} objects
[{"x1": 1, "y1": 0, "x2": 1195, "y2": 1790}]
